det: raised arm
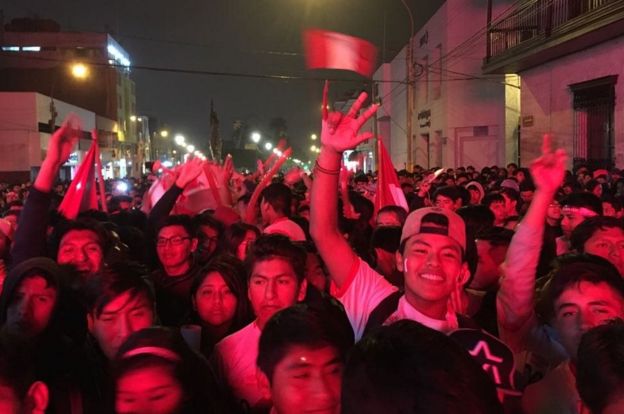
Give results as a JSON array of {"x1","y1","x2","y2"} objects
[
  {"x1": 11, "y1": 115, "x2": 81, "y2": 266},
  {"x1": 309, "y1": 82, "x2": 378, "y2": 289},
  {"x1": 498, "y1": 135, "x2": 566, "y2": 330}
]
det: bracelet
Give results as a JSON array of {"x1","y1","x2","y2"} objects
[{"x1": 314, "y1": 160, "x2": 340, "y2": 176}]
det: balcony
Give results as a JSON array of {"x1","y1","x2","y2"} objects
[{"x1": 483, "y1": 0, "x2": 624, "y2": 73}]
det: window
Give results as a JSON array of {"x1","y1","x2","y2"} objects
[{"x1": 570, "y1": 76, "x2": 617, "y2": 169}]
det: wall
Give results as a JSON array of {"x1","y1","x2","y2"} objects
[{"x1": 520, "y1": 35, "x2": 624, "y2": 168}]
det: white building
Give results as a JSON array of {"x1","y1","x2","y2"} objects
[
  {"x1": 0, "y1": 92, "x2": 120, "y2": 182},
  {"x1": 374, "y1": 0, "x2": 519, "y2": 170}
]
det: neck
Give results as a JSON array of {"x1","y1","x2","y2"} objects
[
  {"x1": 202, "y1": 321, "x2": 233, "y2": 342},
  {"x1": 404, "y1": 291, "x2": 448, "y2": 320},
  {"x1": 546, "y1": 217, "x2": 558, "y2": 226},
  {"x1": 164, "y1": 261, "x2": 191, "y2": 277}
]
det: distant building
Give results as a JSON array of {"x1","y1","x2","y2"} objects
[
  {"x1": 374, "y1": 0, "x2": 519, "y2": 170},
  {"x1": 0, "y1": 92, "x2": 118, "y2": 183},
  {"x1": 0, "y1": 18, "x2": 140, "y2": 175},
  {"x1": 483, "y1": 0, "x2": 624, "y2": 170}
]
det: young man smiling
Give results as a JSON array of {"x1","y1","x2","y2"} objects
[{"x1": 309, "y1": 86, "x2": 471, "y2": 340}]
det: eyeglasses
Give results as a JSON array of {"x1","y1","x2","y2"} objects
[{"x1": 156, "y1": 236, "x2": 191, "y2": 246}]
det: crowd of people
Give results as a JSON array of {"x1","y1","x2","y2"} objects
[{"x1": 1, "y1": 86, "x2": 624, "y2": 414}]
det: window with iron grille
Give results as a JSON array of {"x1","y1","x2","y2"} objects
[{"x1": 570, "y1": 75, "x2": 617, "y2": 170}]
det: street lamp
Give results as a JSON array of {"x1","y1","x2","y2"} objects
[
  {"x1": 264, "y1": 142, "x2": 273, "y2": 151},
  {"x1": 174, "y1": 134, "x2": 185, "y2": 146},
  {"x1": 70, "y1": 62, "x2": 89, "y2": 80},
  {"x1": 251, "y1": 132, "x2": 261, "y2": 143},
  {"x1": 311, "y1": 134, "x2": 317, "y2": 140},
  {"x1": 310, "y1": 145, "x2": 317, "y2": 152},
  {"x1": 160, "y1": 129, "x2": 169, "y2": 138},
  {"x1": 130, "y1": 115, "x2": 137, "y2": 122},
  {"x1": 187, "y1": 145, "x2": 195, "y2": 153}
]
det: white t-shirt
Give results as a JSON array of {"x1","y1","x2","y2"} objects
[
  {"x1": 335, "y1": 258, "x2": 454, "y2": 341},
  {"x1": 213, "y1": 321, "x2": 264, "y2": 407}
]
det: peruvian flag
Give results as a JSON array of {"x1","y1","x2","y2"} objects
[
  {"x1": 375, "y1": 138, "x2": 408, "y2": 213},
  {"x1": 304, "y1": 29, "x2": 377, "y2": 78},
  {"x1": 58, "y1": 139, "x2": 100, "y2": 219}
]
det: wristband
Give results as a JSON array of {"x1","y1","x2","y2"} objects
[{"x1": 314, "y1": 160, "x2": 340, "y2": 176}]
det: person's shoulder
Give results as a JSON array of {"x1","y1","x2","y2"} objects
[{"x1": 216, "y1": 321, "x2": 259, "y2": 351}]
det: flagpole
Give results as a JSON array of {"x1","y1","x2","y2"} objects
[{"x1": 91, "y1": 130, "x2": 109, "y2": 213}]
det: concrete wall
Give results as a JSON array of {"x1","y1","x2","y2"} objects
[{"x1": 519, "y1": 35, "x2": 624, "y2": 168}]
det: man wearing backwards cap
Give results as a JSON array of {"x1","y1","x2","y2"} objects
[{"x1": 309, "y1": 87, "x2": 470, "y2": 340}]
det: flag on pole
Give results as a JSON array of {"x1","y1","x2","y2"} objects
[
  {"x1": 375, "y1": 138, "x2": 408, "y2": 213},
  {"x1": 58, "y1": 139, "x2": 99, "y2": 219},
  {"x1": 304, "y1": 29, "x2": 377, "y2": 78}
]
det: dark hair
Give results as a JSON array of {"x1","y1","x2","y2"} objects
[
  {"x1": 537, "y1": 254, "x2": 624, "y2": 322},
  {"x1": 51, "y1": 217, "x2": 112, "y2": 258},
  {"x1": 577, "y1": 319, "x2": 624, "y2": 414},
  {"x1": 456, "y1": 205, "x2": 495, "y2": 238},
  {"x1": 377, "y1": 205, "x2": 408, "y2": 226},
  {"x1": 482, "y1": 193, "x2": 505, "y2": 208},
  {"x1": 82, "y1": 261, "x2": 154, "y2": 318},
  {"x1": 257, "y1": 299, "x2": 354, "y2": 383},
  {"x1": 370, "y1": 226, "x2": 401, "y2": 253},
  {"x1": 245, "y1": 234, "x2": 307, "y2": 283},
  {"x1": 190, "y1": 255, "x2": 252, "y2": 332},
  {"x1": 156, "y1": 214, "x2": 197, "y2": 238},
  {"x1": 193, "y1": 211, "x2": 224, "y2": 235},
  {"x1": 341, "y1": 320, "x2": 503, "y2": 414},
  {"x1": 0, "y1": 333, "x2": 39, "y2": 402},
  {"x1": 560, "y1": 192, "x2": 603, "y2": 215},
  {"x1": 113, "y1": 327, "x2": 230, "y2": 413},
  {"x1": 260, "y1": 183, "x2": 292, "y2": 216},
  {"x1": 223, "y1": 222, "x2": 261, "y2": 257},
  {"x1": 433, "y1": 186, "x2": 463, "y2": 202},
  {"x1": 570, "y1": 216, "x2": 624, "y2": 253}
]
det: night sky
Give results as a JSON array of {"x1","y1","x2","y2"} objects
[{"x1": 3, "y1": 0, "x2": 443, "y2": 159}]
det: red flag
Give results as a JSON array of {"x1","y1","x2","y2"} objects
[
  {"x1": 375, "y1": 139, "x2": 408, "y2": 213},
  {"x1": 304, "y1": 29, "x2": 377, "y2": 77},
  {"x1": 58, "y1": 139, "x2": 99, "y2": 219}
]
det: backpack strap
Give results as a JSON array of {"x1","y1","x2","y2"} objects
[{"x1": 362, "y1": 290, "x2": 403, "y2": 338}]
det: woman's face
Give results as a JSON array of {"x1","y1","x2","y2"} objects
[
  {"x1": 194, "y1": 272, "x2": 237, "y2": 328},
  {"x1": 116, "y1": 365, "x2": 184, "y2": 414}
]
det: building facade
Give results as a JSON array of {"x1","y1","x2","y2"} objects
[
  {"x1": 374, "y1": 0, "x2": 519, "y2": 170},
  {"x1": 484, "y1": 0, "x2": 624, "y2": 169}
]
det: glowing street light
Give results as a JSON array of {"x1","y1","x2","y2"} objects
[
  {"x1": 187, "y1": 145, "x2": 195, "y2": 153},
  {"x1": 264, "y1": 142, "x2": 273, "y2": 150},
  {"x1": 160, "y1": 130, "x2": 169, "y2": 138},
  {"x1": 174, "y1": 134, "x2": 185, "y2": 146},
  {"x1": 70, "y1": 62, "x2": 89, "y2": 79},
  {"x1": 251, "y1": 132, "x2": 261, "y2": 143},
  {"x1": 130, "y1": 115, "x2": 137, "y2": 122},
  {"x1": 310, "y1": 145, "x2": 317, "y2": 152},
  {"x1": 311, "y1": 134, "x2": 317, "y2": 140}
]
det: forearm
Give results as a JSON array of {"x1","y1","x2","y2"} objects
[
  {"x1": 148, "y1": 185, "x2": 183, "y2": 229},
  {"x1": 310, "y1": 150, "x2": 341, "y2": 238},
  {"x1": 34, "y1": 160, "x2": 60, "y2": 193},
  {"x1": 10, "y1": 187, "x2": 52, "y2": 266}
]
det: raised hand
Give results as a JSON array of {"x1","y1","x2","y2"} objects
[
  {"x1": 530, "y1": 134, "x2": 567, "y2": 195},
  {"x1": 44, "y1": 113, "x2": 81, "y2": 167},
  {"x1": 321, "y1": 81, "x2": 378, "y2": 154},
  {"x1": 175, "y1": 157, "x2": 204, "y2": 188},
  {"x1": 284, "y1": 166, "x2": 304, "y2": 186}
]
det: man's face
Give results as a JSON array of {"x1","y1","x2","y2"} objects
[
  {"x1": 267, "y1": 345, "x2": 342, "y2": 414},
  {"x1": 584, "y1": 227, "x2": 624, "y2": 275},
  {"x1": 501, "y1": 193, "x2": 517, "y2": 216},
  {"x1": 561, "y1": 210, "x2": 588, "y2": 239},
  {"x1": 603, "y1": 202, "x2": 617, "y2": 218},
  {"x1": 547, "y1": 202, "x2": 562, "y2": 222},
  {"x1": 468, "y1": 188, "x2": 481, "y2": 205},
  {"x1": 5, "y1": 275, "x2": 57, "y2": 338},
  {"x1": 156, "y1": 225, "x2": 197, "y2": 272},
  {"x1": 88, "y1": 290, "x2": 154, "y2": 360},
  {"x1": 248, "y1": 258, "x2": 306, "y2": 329},
  {"x1": 520, "y1": 190, "x2": 534, "y2": 203},
  {"x1": 488, "y1": 201, "x2": 507, "y2": 225},
  {"x1": 376, "y1": 211, "x2": 401, "y2": 227},
  {"x1": 434, "y1": 195, "x2": 458, "y2": 212},
  {"x1": 473, "y1": 240, "x2": 507, "y2": 289},
  {"x1": 198, "y1": 225, "x2": 219, "y2": 258},
  {"x1": 551, "y1": 281, "x2": 624, "y2": 359},
  {"x1": 397, "y1": 233, "x2": 469, "y2": 316},
  {"x1": 57, "y1": 229, "x2": 103, "y2": 274}
]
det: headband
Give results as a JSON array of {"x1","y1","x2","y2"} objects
[
  {"x1": 122, "y1": 346, "x2": 181, "y2": 362},
  {"x1": 561, "y1": 206, "x2": 599, "y2": 218}
]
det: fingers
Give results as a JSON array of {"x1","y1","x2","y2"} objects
[
  {"x1": 541, "y1": 133, "x2": 552, "y2": 155},
  {"x1": 356, "y1": 103, "x2": 379, "y2": 129},
  {"x1": 354, "y1": 131, "x2": 374, "y2": 147},
  {"x1": 346, "y1": 92, "x2": 368, "y2": 119},
  {"x1": 322, "y1": 80, "x2": 329, "y2": 121},
  {"x1": 327, "y1": 112, "x2": 343, "y2": 134}
]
